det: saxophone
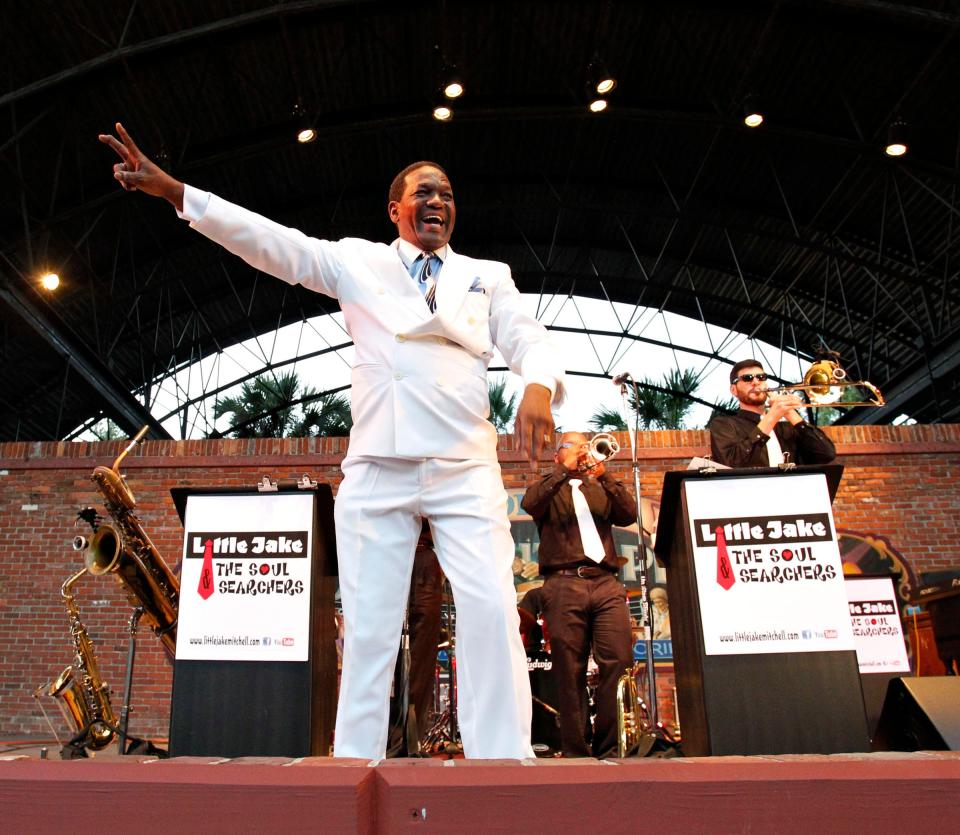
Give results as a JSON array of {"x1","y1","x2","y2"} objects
[
  {"x1": 43, "y1": 567, "x2": 118, "y2": 750},
  {"x1": 616, "y1": 664, "x2": 643, "y2": 757},
  {"x1": 76, "y1": 425, "x2": 180, "y2": 658}
]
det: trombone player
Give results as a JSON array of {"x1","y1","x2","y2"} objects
[{"x1": 709, "y1": 359, "x2": 836, "y2": 468}]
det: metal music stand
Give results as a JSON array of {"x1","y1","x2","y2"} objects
[{"x1": 616, "y1": 375, "x2": 659, "y2": 730}]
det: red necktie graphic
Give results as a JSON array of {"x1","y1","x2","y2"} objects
[
  {"x1": 198, "y1": 538, "x2": 215, "y2": 600},
  {"x1": 716, "y1": 526, "x2": 735, "y2": 591}
]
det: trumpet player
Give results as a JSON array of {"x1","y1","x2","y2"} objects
[
  {"x1": 521, "y1": 432, "x2": 636, "y2": 758},
  {"x1": 709, "y1": 359, "x2": 836, "y2": 468}
]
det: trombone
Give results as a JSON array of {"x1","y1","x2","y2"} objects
[{"x1": 771, "y1": 359, "x2": 884, "y2": 408}]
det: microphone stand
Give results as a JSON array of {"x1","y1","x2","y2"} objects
[{"x1": 617, "y1": 376, "x2": 659, "y2": 730}]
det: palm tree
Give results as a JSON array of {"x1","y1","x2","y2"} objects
[
  {"x1": 589, "y1": 407, "x2": 627, "y2": 432},
  {"x1": 624, "y1": 367, "x2": 702, "y2": 430},
  {"x1": 212, "y1": 370, "x2": 352, "y2": 438},
  {"x1": 657, "y1": 367, "x2": 700, "y2": 429},
  {"x1": 293, "y1": 392, "x2": 353, "y2": 436},
  {"x1": 89, "y1": 418, "x2": 125, "y2": 441},
  {"x1": 487, "y1": 376, "x2": 518, "y2": 433}
]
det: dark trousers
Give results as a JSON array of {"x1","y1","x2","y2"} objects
[
  {"x1": 387, "y1": 543, "x2": 443, "y2": 755},
  {"x1": 542, "y1": 571, "x2": 634, "y2": 758}
]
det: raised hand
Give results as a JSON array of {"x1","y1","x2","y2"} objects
[
  {"x1": 766, "y1": 392, "x2": 805, "y2": 420},
  {"x1": 98, "y1": 122, "x2": 184, "y2": 211},
  {"x1": 581, "y1": 457, "x2": 606, "y2": 479},
  {"x1": 514, "y1": 383, "x2": 555, "y2": 470}
]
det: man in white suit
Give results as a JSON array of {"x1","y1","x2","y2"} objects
[{"x1": 100, "y1": 124, "x2": 565, "y2": 760}]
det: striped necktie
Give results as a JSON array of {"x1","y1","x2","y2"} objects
[{"x1": 411, "y1": 252, "x2": 440, "y2": 313}]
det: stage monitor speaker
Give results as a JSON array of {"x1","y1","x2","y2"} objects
[{"x1": 872, "y1": 676, "x2": 960, "y2": 751}]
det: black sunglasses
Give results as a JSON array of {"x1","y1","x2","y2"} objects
[{"x1": 734, "y1": 373, "x2": 768, "y2": 383}]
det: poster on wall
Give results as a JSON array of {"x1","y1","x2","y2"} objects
[
  {"x1": 177, "y1": 492, "x2": 314, "y2": 662},
  {"x1": 845, "y1": 576, "x2": 910, "y2": 674},
  {"x1": 685, "y1": 473, "x2": 855, "y2": 656}
]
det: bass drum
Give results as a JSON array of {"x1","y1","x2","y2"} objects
[
  {"x1": 524, "y1": 611, "x2": 559, "y2": 756},
  {"x1": 527, "y1": 648, "x2": 560, "y2": 756}
]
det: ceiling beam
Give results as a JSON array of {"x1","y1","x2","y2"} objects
[
  {"x1": 0, "y1": 270, "x2": 172, "y2": 439},
  {"x1": 837, "y1": 336, "x2": 960, "y2": 425}
]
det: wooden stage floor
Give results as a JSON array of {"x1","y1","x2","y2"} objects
[{"x1": 2, "y1": 747, "x2": 959, "y2": 834}]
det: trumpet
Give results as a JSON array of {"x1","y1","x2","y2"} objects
[
  {"x1": 578, "y1": 433, "x2": 620, "y2": 472},
  {"x1": 768, "y1": 359, "x2": 885, "y2": 408}
]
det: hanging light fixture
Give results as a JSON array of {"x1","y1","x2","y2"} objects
[
  {"x1": 588, "y1": 58, "x2": 617, "y2": 96},
  {"x1": 293, "y1": 102, "x2": 316, "y2": 144},
  {"x1": 432, "y1": 101, "x2": 453, "y2": 122},
  {"x1": 40, "y1": 272, "x2": 60, "y2": 291},
  {"x1": 743, "y1": 95, "x2": 764, "y2": 128},
  {"x1": 884, "y1": 120, "x2": 909, "y2": 157},
  {"x1": 441, "y1": 63, "x2": 464, "y2": 99}
]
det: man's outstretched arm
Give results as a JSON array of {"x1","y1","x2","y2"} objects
[
  {"x1": 99, "y1": 122, "x2": 184, "y2": 211},
  {"x1": 99, "y1": 122, "x2": 344, "y2": 299}
]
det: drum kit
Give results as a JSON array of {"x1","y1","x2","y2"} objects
[{"x1": 402, "y1": 581, "x2": 672, "y2": 757}]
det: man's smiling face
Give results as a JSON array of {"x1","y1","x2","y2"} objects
[{"x1": 388, "y1": 165, "x2": 456, "y2": 251}]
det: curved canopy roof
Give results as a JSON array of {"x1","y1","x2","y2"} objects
[{"x1": 2, "y1": 0, "x2": 958, "y2": 440}]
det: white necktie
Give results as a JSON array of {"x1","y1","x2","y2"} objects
[
  {"x1": 568, "y1": 479, "x2": 605, "y2": 563},
  {"x1": 766, "y1": 428, "x2": 784, "y2": 466}
]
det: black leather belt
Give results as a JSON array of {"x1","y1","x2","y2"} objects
[{"x1": 548, "y1": 566, "x2": 614, "y2": 579}]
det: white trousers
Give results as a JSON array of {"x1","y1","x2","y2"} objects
[{"x1": 333, "y1": 455, "x2": 534, "y2": 760}]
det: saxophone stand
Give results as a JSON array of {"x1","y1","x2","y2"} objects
[
  {"x1": 60, "y1": 726, "x2": 98, "y2": 759},
  {"x1": 116, "y1": 606, "x2": 143, "y2": 754},
  {"x1": 116, "y1": 606, "x2": 168, "y2": 757}
]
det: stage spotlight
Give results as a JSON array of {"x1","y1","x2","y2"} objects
[
  {"x1": 442, "y1": 65, "x2": 464, "y2": 99},
  {"x1": 743, "y1": 95, "x2": 764, "y2": 128},
  {"x1": 588, "y1": 59, "x2": 617, "y2": 96},
  {"x1": 293, "y1": 102, "x2": 316, "y2": 144},
  {"x1": 885, "y1": 120, "x2": 908, "y2": 157},
  {"x1": 433, "y1": 103, "x2": 453, "y2": 122},
  {"x1": 41, "y1": 272, "x2": 60, "y2": 290},
  {"x1": 589, "y1": 98, "x2": 608, "y2": 113}
]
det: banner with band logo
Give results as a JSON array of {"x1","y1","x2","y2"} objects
[
  {"x1": 685, "y1": 473, "x2": 854, "y2": 656},
  {"x1": 845, "y1": 576, "x2": 910, "y2": 674},
  {"x1": 177, "y1": 492, "x2": 314, "y2": 661}
]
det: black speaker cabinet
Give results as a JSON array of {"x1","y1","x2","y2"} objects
[{"x1": 873, "y1": 677, "x2": 960, "y2": 751}]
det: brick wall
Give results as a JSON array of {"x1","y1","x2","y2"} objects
[{"x1": 1, "y1": 425, "x2": 958, "y2": 740}]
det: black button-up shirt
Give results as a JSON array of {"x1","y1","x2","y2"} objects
[
  {"x1": 521, "y1": 465, "x2": 636, "y2": 572},
  {"x1": 708, "y1": 408, "x2": 836, "y2": 468}
]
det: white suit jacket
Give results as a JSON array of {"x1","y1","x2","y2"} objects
[{"x1": 180, "y1": 186, "x2": 565, "y2": 461}]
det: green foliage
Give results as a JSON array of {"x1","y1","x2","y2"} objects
[
  {"x1": 589, "y1": 407, "x2": 627, "y2": 432},
  {"x1": 212, "y1": 370, "x2": 352, "y2": 438},
  {"x1": 89, "y1": 418, "x2": 125, "y2": 441},
  {"x1": 488, "y1": 376, "x2": 518, "y2": 433},
  {"x1": 628, "y1": 367, "x2": 702, "y2": 430}
]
